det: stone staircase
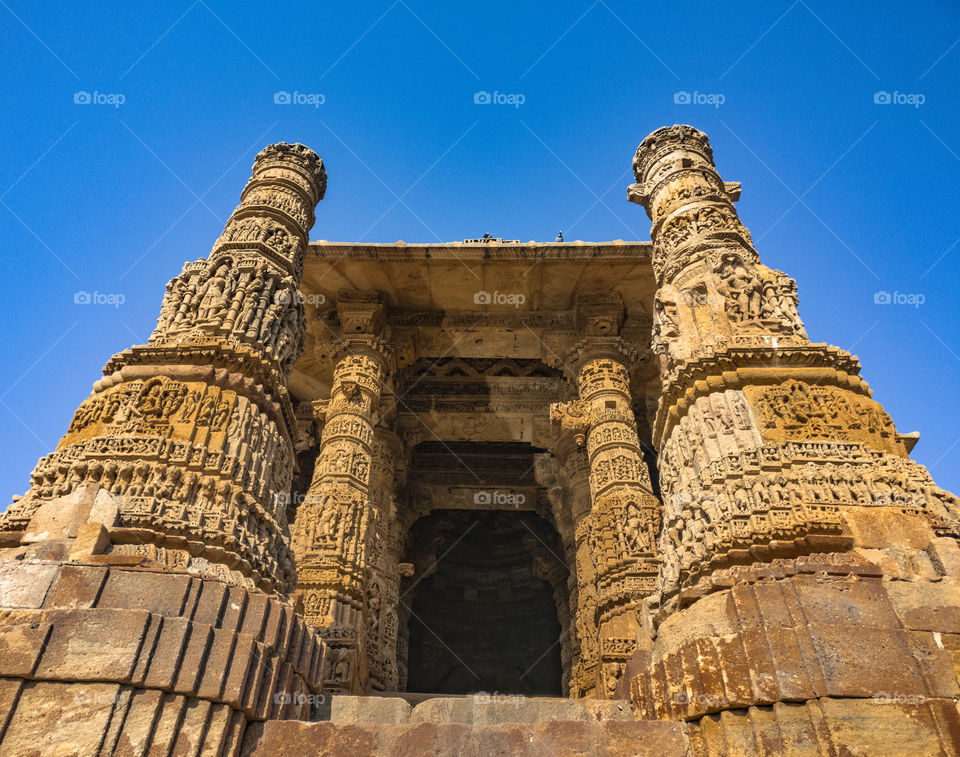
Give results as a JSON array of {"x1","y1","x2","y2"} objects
[{"x1": 240, "y1": 695, "x2": 687, "y2": 755}]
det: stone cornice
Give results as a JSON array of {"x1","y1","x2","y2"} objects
[{"x1": 306, "y1": 240, "x2": 653, "y2": 262}]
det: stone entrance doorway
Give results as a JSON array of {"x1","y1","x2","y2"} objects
[
  {"x1": 401, "y1": 509, "x2": 566, "y2": 696},
  {"x1": 287, "y1": 264, "x2": 665, "y2": 698}
]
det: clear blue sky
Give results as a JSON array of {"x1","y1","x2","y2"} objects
[{"x1": 1, "y1": 1, "x2": 958, "y2": 501}]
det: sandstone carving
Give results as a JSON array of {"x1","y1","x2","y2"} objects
[{"x1": 0, "y1": 127, "x2": 956, "y2": 755}]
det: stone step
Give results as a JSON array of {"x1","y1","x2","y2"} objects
[
  {"x1": 410, "y1": 695, "x2": 633, "y2": 724},
  {"x1": 241, "y1": 719, "x2": 689, "y2": 756},
  {"x1": 317, "y1": 694, "x2": 634, "y2": 725}
]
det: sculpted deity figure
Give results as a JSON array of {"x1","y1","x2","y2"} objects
[
  {"x1": 716, "y1": 255, "x2": 761, "y2": 321},
  {"x1": 196, "y1": 264, "x2": 231, "y2": 322},
  {"x1": 620, "y1": 500, "x2": 650, "y2": 554}
]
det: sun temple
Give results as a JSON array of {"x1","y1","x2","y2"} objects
[{"x1": 0, "y1": 125, "x2": 958, "y2": 755}]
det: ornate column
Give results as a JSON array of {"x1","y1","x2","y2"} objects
[
  {"x1": 392, "y1": 417, "x2": 421, "y2": 694},
  {"x1": 363, "y1": 423, "x2": 404, "y2": 693},
  {"x1": 623, "y1": 126, "x2": 960, "y2": 741},
  {"x1": 291, "y1": 292, "x2": 395, "y2": 694},
  {"x1": 0, "y1": 144, "x2": 330, "y2": 753},
  {"x1": 3, "y1": 143, "x2": 325, "y2": 591},
  {"x1": 626, "y1": 124, "x2": 952, "y2": 604},
  {"x1": 554, "y1": 441, "x2": 599, "y2": 698},
  {"x1": 551, "y1": 299, "x2": 662, "y2": 697}
]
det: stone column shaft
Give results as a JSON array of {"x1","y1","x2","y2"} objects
[
  {"x1": 627, "y1": 125, "x2": 941, "y2": 605},
  {"x1": 292, "y1": 347, "x2": 386, "y2": 692},
  {"x1": 552, "y1": 338, "x2": 661, "y2": 697}
]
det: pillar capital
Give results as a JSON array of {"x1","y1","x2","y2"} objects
[
  {"x1": 253, "y1": 141, "x2": 327, "y2": 203},
  {"x1": 565, "y1": 336, "x2": 640, "y2": 377},
  {"x1": 336, "y1": 290, "x2": 387, "y2": 337},
  {"x1": 211, "y1": 142, "x2": 325, "y2": 280},
  {"x1": 630, "y1": 124, "x2": 714, "y2": 193}
]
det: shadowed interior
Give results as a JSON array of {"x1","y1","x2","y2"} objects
[{"x1": 403, "y1": 509, "x2": 564, "y2": 696}]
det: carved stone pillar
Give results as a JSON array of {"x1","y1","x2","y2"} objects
[
  {"x1": 2, "y1": 143, "x2": 325, "y2": 592},
  {"x1": 363, "y1": 424, "x2": 403, "y2": 693},
  {"x1": 0, "y1": 144, "x2": 329, "y2": 753},
  {"x1": 626, "y1": 125, "x2": 956, "y2": 604},
  {"x1": 621, "y1": 125, "x2": 960, "y2": 736},
  {"x1": 555, "y1": 440, "x2": 597, "y2": 698},
  {"x1": 291, "y1": 292, "x2": 394, "y2": 693},
  {"x1": 392, "y1": 419, "x2": 420, "y2": 694},
  {"x1": 552, "y1": 334, "x2": 661, "y2": 698}
]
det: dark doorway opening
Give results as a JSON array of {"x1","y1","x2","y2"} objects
[{"x1": 403, "y1": 510, "x2": 564, "y2": 696}]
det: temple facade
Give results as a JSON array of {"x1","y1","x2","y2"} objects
[{"x1": 0, "y1": 126, "x2": 958, "y2": 755}]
